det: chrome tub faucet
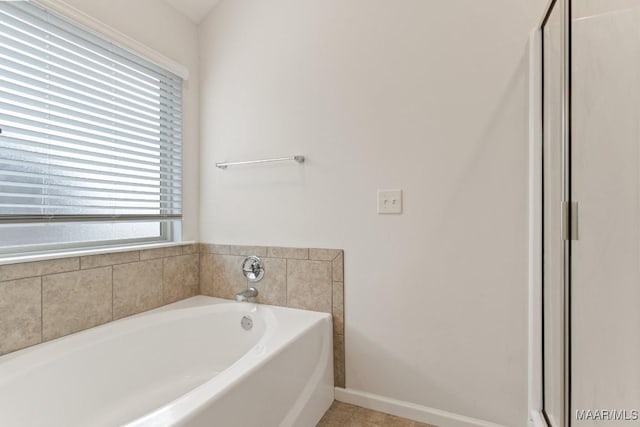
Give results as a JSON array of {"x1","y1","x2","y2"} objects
[{"x1": 235, "y1": 287, "x2": 258, "y2": 303}]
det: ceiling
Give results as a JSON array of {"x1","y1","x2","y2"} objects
[{"x1": 163, "y1": 0, "x2": 221, "y2": 24}]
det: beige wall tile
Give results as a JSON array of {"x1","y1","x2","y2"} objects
[
  {"x1": 334, "y1": 333, "x2": 345, "y2": 388},
  {"x1": 309, "y1": 248, "x2": 341, "y2": 261},
  {"x1": 81, "y1": 251, "x2": 139, "y2": 269},
  {"x1": 181, "y1": 244, "x2": 199, "y2": 254},
  {"x1": 332, "y1": 252, "x2": 344, "y2": 282},
  {"x1": 42, "y1": 267, "x2": 112, "y2": 341},
  {"x1": 0, "y1": 257, "x2": 79, "y2": 282},
  {"x1": 206, "y1": 254, "x2": 247, "y2": 299},
  {"x1": 140, "y1": 246, "x2": 182, "y2": 260},
  {"x1": 286, "y1": 259, "x2": 332, "y2": 313},
  {"x1": 332, "y1": 281, "x2": 344, "y2": 335},
  {"x1": 252, "y1": 257, "x2": 286, "y2": 306},
  {"x1": 267, "y1": 246, "x2": 309, "y2": 259},
  {"x1": 199, "y1": 243, "x2": 230, "y2": 254},
  {"x1": 113, "y1": 260, "x2": 163, "y2": 320},
  {"x1": 163, "y1": 254, "x2": 199, "y2": 304},
  {"x1": 0, "y1": 242, "x2": 347, "y2": 390},
  {"x1": 228, "y1": 245, "x2": 267, "y2": 257},
  {"x1": 0, "y1": 277, "x2": 42, "y2": 355},
  {"x1": 200, "y1": 253, "x2": 214, "y2": 295}
]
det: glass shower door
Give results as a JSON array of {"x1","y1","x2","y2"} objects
[
  {"x1": 571, "y1": 0, "x2": 640, "y2": 423},
  {"x1": 542, "y1": 1, "x2": 640, "y2": 425}
]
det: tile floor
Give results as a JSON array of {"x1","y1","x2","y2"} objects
[{"x1": 316, "y1": 401, "x2": 436, "y2": 427}]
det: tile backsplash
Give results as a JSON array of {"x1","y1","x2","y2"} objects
[
  {"x1": 0, "y1": 244, "x2": 199, "y2": 356},
  {"x1": 0, "y1": 242, "x2": 345, "y2": 388},
  {"x1": 200, "y1": 243, "x2": 345, "y2": 387}
]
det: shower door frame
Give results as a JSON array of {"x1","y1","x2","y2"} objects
[{"x1": 530, "y1": 0, "x2": 574, "y2": 426}]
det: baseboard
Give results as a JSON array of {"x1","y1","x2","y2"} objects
[{"x1": 334, "y1": 387, "x2": 508, "y2": 427}]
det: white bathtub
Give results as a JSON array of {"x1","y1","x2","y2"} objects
[{"x1": 0, "y1": 296, "x2": 334, "y2": 427}]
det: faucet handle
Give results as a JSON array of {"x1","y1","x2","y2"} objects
[{"x1": 242, "y1": 256, "x2": 265, "y2": 282}]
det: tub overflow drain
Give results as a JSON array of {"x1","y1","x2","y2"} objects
[{"x1": 241, "y1": 316, "x2": 253, "y2": 331}]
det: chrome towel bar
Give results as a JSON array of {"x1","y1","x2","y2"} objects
[{"x1": 216, "y1": 155, "x2": 305, "y2": 169}]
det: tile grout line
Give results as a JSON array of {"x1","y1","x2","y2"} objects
[
  {"x1": 40, "y1": 275, "x2": 43, "y2": 344},
  {"x1": 110, "y1": 265, "x2": 114, "y2": 321},
  {"x1": 161, "y1": 255, "x2": 166, "y2": 303},
  {"x1": 195, "y1": 251, "x2": 200, "y2": 297},
  {"x1": 198, "y1": 250, "x2": 202, "y2": 295},
  {"x1": 330, "y1": 260, "x2": 334, "y2": 322}
]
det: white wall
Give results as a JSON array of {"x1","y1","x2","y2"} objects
[
  {"x1": 199, "y1": 1, "x2": 547, "y2": 425},
  {"x1": 64, "y1": 0, "x2": 200, "y2": 242}
]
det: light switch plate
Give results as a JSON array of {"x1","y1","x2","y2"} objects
[{"x1": 377, "y1": 189, "x2": 402, "y2": 214}]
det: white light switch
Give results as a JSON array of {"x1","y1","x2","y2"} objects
[{"x1": 377, "y1": 190, "x2": 402, "y2": 214}]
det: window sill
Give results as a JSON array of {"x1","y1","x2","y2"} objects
[{"x1": 0, "y1": 241, "x2": 197, "y2": 266}]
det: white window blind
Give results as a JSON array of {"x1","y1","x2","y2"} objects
[
  {"x1": 0, "y1": 2, "x2": 182, "y2": 234},
  {"x1": 0, "y1": 1, "x2": 183, "y2": 226}
]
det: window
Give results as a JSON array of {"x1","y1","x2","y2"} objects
[{"x1": 0, "y1": 2, "x2": 182, "y2": 255}]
